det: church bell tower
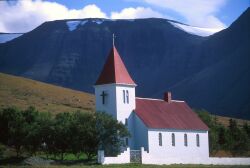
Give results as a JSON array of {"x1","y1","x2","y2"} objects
[{"x1": 94, "y1": 45, "x2": 136, "y2": 125}]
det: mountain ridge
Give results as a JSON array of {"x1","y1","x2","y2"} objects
[{"x1": 0, "y1": 8, "x2": 249, "y2": 119}]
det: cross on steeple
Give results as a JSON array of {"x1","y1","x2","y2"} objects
[{"x1": 100, "y1": 91, "x2": 107, "y2": 104}]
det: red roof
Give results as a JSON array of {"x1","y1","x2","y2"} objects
[
  {"x1": 95, "y1": 46, "x2": 136, "y2": 85},
  {"x1": 135, "y1": 98, "x2": 208, "y2": 130}
]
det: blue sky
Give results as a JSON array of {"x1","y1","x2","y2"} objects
[{"x1": 0, "y1": 0, "x2": 249, "y2": 33}]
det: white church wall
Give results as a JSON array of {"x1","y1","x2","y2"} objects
[
  {"x1": 95, "y1": 84, "x2": 117, "y2": 118},
  {"x1": 95, "y1": 83, "x2": 136, "y2": 149},
  {"x1": 207, "y1": 157, "x2": 250, "y2": 165},
  {"x1": 141, "y1": 147, "x2": 250, "y2": 165},
  {"x1": 115, "y1": 84, "x2": 135, "y2": 123},
  {"x1": 133, "y1": 113, "x2": 149, "y2": 151},
  {"x1": 98, "y1": 148, "x2": 130, "y2": 164},
  {"x1": 147, "y1": 129, "x2": 209, "y2": 159},
  {"x1": 115, "y1": 84, "x2": 135, "y2": 148},
  {"x1": 99, "y1": 147, "x2": 250, "y2": 165},
  {"x1": 95, "y1": 84, "x2": 135, "y2": 123}
]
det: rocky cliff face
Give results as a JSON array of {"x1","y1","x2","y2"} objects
[
  {"x1": 0, "y1": 8, "x2": 249, "y2": 119},
  {"x1": 168, "y1": 8, "x2": 250, "y2": 119}
]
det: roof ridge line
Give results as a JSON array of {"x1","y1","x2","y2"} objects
[
  {"x1": 136, "y1": 97, "x2": 164, "y2": 101},
  {"x1": 136, "y1": 97, "x2": 185, "y2": 102},
  {"x1": 112, "y1": 46, "x2": 117, "y2": 83}
]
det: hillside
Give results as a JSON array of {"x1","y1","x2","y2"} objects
[
  {"x1": 214, "y1": 115, "x2": 250, "y2": 127},
  {"x1": 0, "y1": 72, "x2": 249, "y2": 127},
  {"x1": 0, "y1": 8, "x2": 249, "y2": 119},
  {"x1": 0, "y1": 73, "x2": 94, "y2": 114}
]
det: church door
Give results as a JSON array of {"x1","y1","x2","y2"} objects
[{"x1": 130, "y1": 150, "x2": 141, "y2": 163}]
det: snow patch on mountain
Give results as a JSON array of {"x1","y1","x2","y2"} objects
[
  {"x1": 66, "y1": 19, "x2": 104, "y2": 30},
  {"x1": 92, "y1": 19, "x2": 103, "y2": 25},
  {"x1": 169, "y1": 21, "x2": 224, "y2": 37},
  {"x1": 80, "y1": 20, "x2": 88, "y2": 26},
  {"x1": 0, "y1": 33, "x2": 23, "y2": 43},
  {"x1": 66, "y1": 21, "x2": 81, "y2": 31}
]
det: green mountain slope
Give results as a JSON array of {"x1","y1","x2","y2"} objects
[{"x1": 0, "y1": 73, "x2": 94, "y2": 114}]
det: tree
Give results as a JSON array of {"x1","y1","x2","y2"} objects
[
  {"x1": 0, "y1": 107, "x2": 130, "y2": 160},
  {"x1": 53, "y1": 112, "x2": 73, "y2": 160},
  {"x1": 38, "y1": 112, "x2": 55, "y2": 159},
  {"x1": 0, "y1": 107, "x2": 20, "y2": 145},
  {"x1": 7, "y1": 108, "x2": 26, "y2": 157},
  {"x1": 96, "y1": 112, "x2": 130, "y2": 156},
  {"x1": 243, "y1": 123, "x2": 250, "y2": 138},
  {"x1": 196, "y1": 109, "x2": 221, "y2": 154},
  {"x1": 0, "y1": 143, "x2": 5, "y2": 159},
  {"x1": 242, "y1": 123, "x2": 250, "y2": 153},
  {"x1": 218, "y1": 125, "x2": 226, "y2": 147},
  {"x1": 225, "y1": 119, "x2": 249, "y2": 156},
  {"x1": 22, "y1": 106, "x2": 41, "y2": 156},
  {"x1": 70, "y1": 111, "x2": 98, "y2": 160}
]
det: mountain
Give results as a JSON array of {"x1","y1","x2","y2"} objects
[
  {"x1": 0, "y1": 8, "x2": 249, "y2": 119},
  {"x1": 0, "y1": 73, "x2": 94, "y2": 114},
  {"x1": 0, "y1": 18, "x2": 205, "y2": 96},
  {"x1": 168, "y1": 8, "x2": 250, "y2": 119}
]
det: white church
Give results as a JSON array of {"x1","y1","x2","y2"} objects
[{"x1": 95, "y1": 45, "x2": 211, "y2": 164}]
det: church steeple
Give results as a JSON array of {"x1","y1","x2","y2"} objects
[
  {"x1": 94, "y1": 38, "x2": 136, "y2": 135},
  {"x1": 95, "y1": 46, "x2": 136, "y2": 85}
]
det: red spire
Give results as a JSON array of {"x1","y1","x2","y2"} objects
[{"x1": 95, "y1": 46, "x2": 136, "y2": 85}]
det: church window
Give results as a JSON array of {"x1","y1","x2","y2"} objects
[
  {"x1": 159, "y1": 133, "x2": 162, "y2": 146},
  {"x1": 125, "y1": 118, "x2": 128, "y2": 126},
  {"x1": 172, "y1": 133, "x2": 175, "y2": 146},
  {"x1": 184, "y1": 134, "x2": 188, "y2": 146},
  {"x1": 123, "y1": 90, "x2": 126, "y2": 103},
  {"x1": 196, "y1": 134, "x2": 200, "y2": 147},
  {"x1": 126, "y1": 90, "x2": 129, "y2": 103}
]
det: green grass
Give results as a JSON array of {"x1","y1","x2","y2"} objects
[
  {"x1": 1, "y1": 164, "x2": 249, "y2": 168},
  {"x1": 38, "y1": 153, "x2": 89, "y2": 161}
]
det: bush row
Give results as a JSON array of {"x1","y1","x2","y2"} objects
[
  {"x1": 0, "y1": 107, "x2": 129, "y2": 160},
  {"x1": 196, "y1": 109, "x2": 250, "y2": 156}
]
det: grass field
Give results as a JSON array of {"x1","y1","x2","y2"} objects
[
  {"x1": 213, "y1": 115, "x2": 250, "y2": 127},
  {"x1": 0, "y1": 73, "x2": 94, "y2": 114},
  {"x1": 1, "y1": 164, "x2": 250, "y2": 168}
]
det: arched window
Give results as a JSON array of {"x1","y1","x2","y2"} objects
[
  {"x1": 172, "y1": 133, "x2": 175, "y2": 146},
  {"x1": 123, "y1": 90, "x2": 126, "y2": 103},
  {"x1": 184, "y1": 134, "x2": 188, "y2": 146},
  {"x1": 159, "y1": 133, "x2": 162, "y2": 146},
  {"x1": 196, "y1": 134, "x2": 200, "y2": 147},
  {"x1": 126, "y1": 90, "x2": 129, "y2": 104}
]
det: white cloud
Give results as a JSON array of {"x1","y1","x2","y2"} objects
[
  {"x1": 143, "y1": 0, "x2": 227, "y2": 29},
  {"x1": 111, "y1": 7, "x2": 165, "y2": 19},
  {"x1": 0, "y1": 0, "x2": 107, "y2": 33},
  {"x1": 0, "y1": 0, "x2": 227, "y2": 33}
]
